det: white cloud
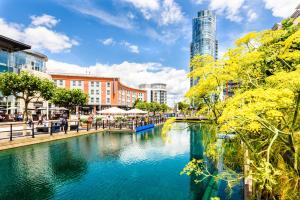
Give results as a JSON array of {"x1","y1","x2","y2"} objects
[
  {"x1": 123, "y1": 0, "x2": 160, "y2": 10},
  {"x1": 191, "y1": 0, "x2": 204, "y2": 4},
  {"x1": 30, "y1": 14, "x2": 59, "y2": 28},
  {"x1": 121, "y1": 41, "x2": 140, "y2": 54},
  {"x1": 159, "y1": 0, "x2": 184, "y2": 25},
  {"x1": 0, "y1": 16, "x2": 78, "y2": 53},
  {"x1": 68, "y1": 4, "x2": 133, "y2": 30},
  {"x1": 100, "y1": 38, "x2": 139, "y2": 53},
  {"x1": 47, "y1": 60, "x2": 189, "y2": 105},
  {"x1": 209, "y1": 0, "x2": 245, "y2": 22},
  {"x1": 247, "y1": 9, "x2": 258, "y2": 22},
  {"x1": 122, "y1": 0, "x2": 185, "y2": 25},
  {"x1": 262, "y1": 0, "x2": 299, "y2": 18},
  {"x1": 101, "y1": 38, "x2": 115, "y2": 45}
]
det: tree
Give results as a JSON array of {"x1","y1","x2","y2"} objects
[
  {"x1": 173, "y1": 17, "x2": 300, "y2": 199},
  {"x1": 177, "y1": 101, "x2": 189, "y2": 112},
  {"x1": 0, "y1": 71, "x2": 55, "y2": 121},
  {"x1": 135, "y1": 101, "x2": 148, "y2": 111},
  {"x1": 133, "y1": 99, "x2": 141, "y2": 107},
  {"x1": 160, "y1": 104, "x2": 169, "y2": 113},
  {"x1": 51, "y1": 88, "x2": 87, "y2": 112},
  {"x1": 147, "y1": 102, "x2": 161, "y2": 115}
]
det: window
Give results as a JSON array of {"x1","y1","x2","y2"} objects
[
  {"x1": 96, "y1": 97, "x2": 100, "y2": 103},
  {"x1": 96, "y1": 82, "x2": 100, "y2": 87},
  {"x1": 91, "y1": 97, "x2": 94, "y2": 103},
  {"x1": 106, "y1": 98, "x2": 111, "y2": 104},
  {"x1": 72, "y1": 81, "x2": 76, "y2": 86},
  {"x1": 96, "y1": 90, "x2": 100, "y2": 95},
  {"x1": 91, "y1": 89, "x2": 94, "y2": 95},
  {"x1": 91, "y1": 81, "x2": 94, "y2": 87},
  {"x1": 78, "y1": 81, "x2": 82, "y2": 86},
  {"x1": 106, "y1": 82, "x2": 111, "y2": 87},
  {"x1": 59, "y1": 80, "x2": 63, "y2": 86},
  {"x1": 106, "y1": 90, "x2": 110, "y2": 95}
]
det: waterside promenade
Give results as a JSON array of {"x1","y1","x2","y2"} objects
[{"x1": 0, "y1": 118, "x2": 166, "y2": 151}]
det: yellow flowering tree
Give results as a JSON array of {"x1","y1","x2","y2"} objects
[{"x1": 180, "y1": 17, "x2": 300, "y2": 199}]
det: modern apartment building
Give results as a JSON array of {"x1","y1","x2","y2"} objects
[
  {"x1": 190, "y1": 10, "x2": 218, "y2": 87},
  {"x1": 0, "y1": 35, "x2": 49, "y2": 115},
  {"x1": 51, "y1": 74, "x2": 147, "y2": 112},
  {"x1": 138, "y1": 83, "x2": 167, "y2": 105}
]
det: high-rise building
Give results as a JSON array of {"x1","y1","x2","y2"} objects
[
  {"x1": 190, "y1": 10, "x2": 218, "y2": 87},
  {"x1": 138, "y1": 83, "x2": 167, "y2": 105}
]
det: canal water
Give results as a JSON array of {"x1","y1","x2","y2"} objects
[{"x1": 0, "y1": 123, "x2": 242, "y2": 200}]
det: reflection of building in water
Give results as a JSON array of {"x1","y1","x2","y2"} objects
[{"x1": 97, "y1": 132, "x2": 134, "y2": 158}]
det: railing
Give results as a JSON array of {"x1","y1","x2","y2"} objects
[{"x1": 0, "y1": 117, "x2": 167, "y2": 142}]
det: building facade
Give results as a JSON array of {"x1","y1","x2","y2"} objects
[
  {"x1": 51, "y1": 74, "x2": 147, "y2": 111},
  {"x1": 190, "y1": 10, "x2": 218, "y2": 87},
  {"x1": 138, "y1": 83, "x2": 167, "y2": 105},
  {"x1": 0, "y1": 35, "x2": 49, "y2": 115}
]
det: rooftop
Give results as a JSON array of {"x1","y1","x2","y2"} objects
[{"x1": 0, "y1": 35, "x2": 31, "y2": 52}]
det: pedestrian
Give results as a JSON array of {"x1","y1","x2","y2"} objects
[
  {"x1": 64, "y1": 116, "x2": 68, "y2": 134},
  {"x1": 87, "y1": 115, "x2": 93, "y2": 130}
]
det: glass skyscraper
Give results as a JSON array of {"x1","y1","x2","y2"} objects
[{"x1": 190, "y1": 10, "x2": 218, "y2": 87}]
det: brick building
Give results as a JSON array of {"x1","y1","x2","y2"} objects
[{"x1": 51, "y1": 73, "x2": 147, "y2": 112}]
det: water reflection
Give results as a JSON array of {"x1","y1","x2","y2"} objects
[{"x1": 0, "y1": 123, "x2": 223, "y2": 200}]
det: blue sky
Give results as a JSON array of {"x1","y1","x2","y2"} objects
[{"x1": 0, "y1": 0, "x2": 298, "y2": 104}]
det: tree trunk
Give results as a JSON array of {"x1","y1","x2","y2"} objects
[{"x1": 23, "y1": 100, "x2": 29, "y2": 122}]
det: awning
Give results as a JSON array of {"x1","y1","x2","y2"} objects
[
  {"x1": 126, "y1": 108, "x2": 147, "y2": 115},
  {"x1": 97, "y1": 107, "x2": 127, "y2": 115}
]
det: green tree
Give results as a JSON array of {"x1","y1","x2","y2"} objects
[
  {"x1": 147, "y1": 102, "x2": 161, "y2": 115},
  {"x1": 133, "y1": 99, "x2": 141, "y2": 107},
  {"x1": 51, "y1": 88, "x2": 87, "y2": 112},
  {"x1": 135, "y1": 101, "x2": 148, "y2": 111},
  {"x1": 160, "y1": 104, "x2": 169, "y2": 113},
  {"x1": 177, "y1": 101, "x2": 189, "y2": 116},
  {"x1": 0, "y1": 71, "x2": 55, "y2": 121}
]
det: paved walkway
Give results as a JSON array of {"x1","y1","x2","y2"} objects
[{"x1": 0, "y1": 129, "x2": 103, "y2": 151}]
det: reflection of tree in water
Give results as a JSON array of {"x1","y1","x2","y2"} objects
[
  {"x1": 0, "y1": 148, "x2": 55, "y2": 200},
  {"x1": 189, "y1": 123, "x2": 218, "y2": 200},
  {"x1": 49, "y1": 141, "x2": 88, "y2": 183}
]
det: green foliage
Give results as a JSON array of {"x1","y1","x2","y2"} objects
[
  {"x1": 135, "y1": 101, "x2": 169, "y2": 113},
  {"x1": 185, "y1": 17, "x2": 300, "y2": 199},
  {"x1": 51, "y1": 88, "x2": 87, "y2": 112},
  {"x1": 177, "y1": 101, "x2": 190, "y2": 115},
  {"x1": 0, "y1": 71, "x2": 55, "y2": 120}
]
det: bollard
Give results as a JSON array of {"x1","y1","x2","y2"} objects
[
  {"x1": 32, "y1": 123, "x2": 35, "y2": 138},
  {"x1": 77, "y1": 121, "x2": 79, "y2": 133},
  {"x1": 10, "y1": 124, "x2": 13, "y2": 141},
  {"x1": 50, "y1": 122, "x2": 53, "y2": 136},
  {"x1": 65, "y1": 122, "x2": 68, "y2": 134},
  {"x1": 96, "y1": 121, "x2": 98, "y2": 130}
]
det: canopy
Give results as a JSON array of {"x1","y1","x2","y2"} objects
[
  {"x1": 49, "y1": 107, "x2": 68, "y2": 111},
  {"x1": 97, "y1": 107, "x2": 127, "y2": 115},
  {"x1": 37, "y1": 107, "x2": 47, "y2": 110},
  {"x1": 126, "y1": 108, "x2": 147, "y2": 115}
]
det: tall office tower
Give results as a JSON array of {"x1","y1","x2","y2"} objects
[{"x1": 190, "y1": 10, "x2": 218, "y2": 87}]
